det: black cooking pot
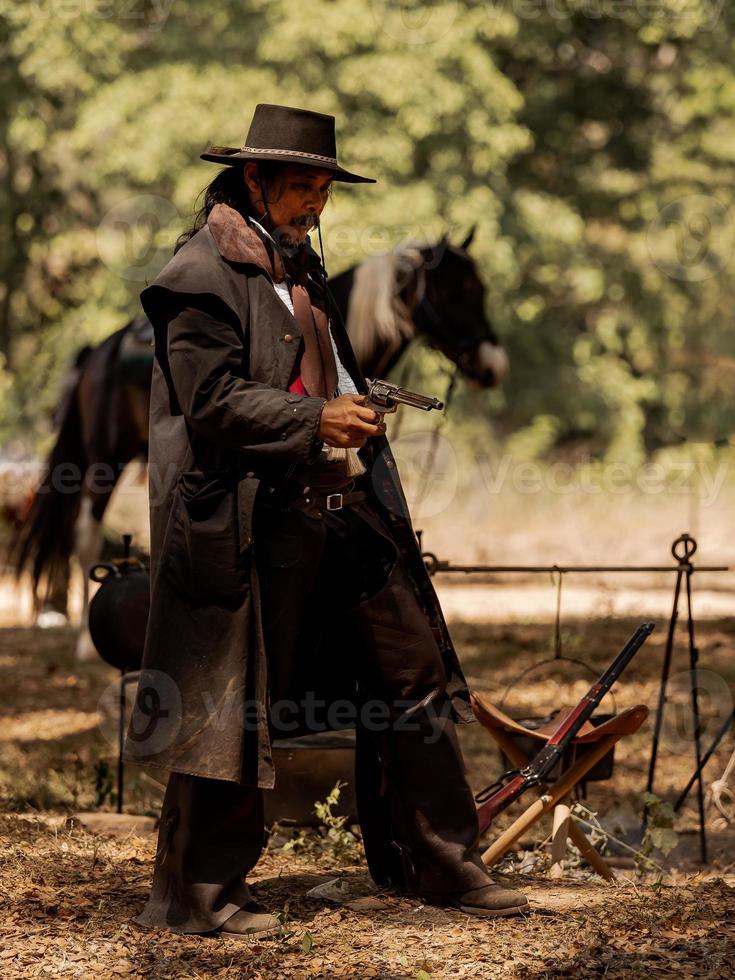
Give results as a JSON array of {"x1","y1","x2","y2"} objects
[{"x1": 88, "y1": 534, "x2": 149, "y2": 672}]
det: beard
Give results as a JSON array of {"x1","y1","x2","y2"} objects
[{"x1": 272, "y1": 213, "x2": 319, "y2": 252}]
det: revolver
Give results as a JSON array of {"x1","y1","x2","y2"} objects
[{"x1": 361, "y1": 378, "x2": 444, "y2": 418}]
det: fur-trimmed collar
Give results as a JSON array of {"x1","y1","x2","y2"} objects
[{"x1": 207, "y1": 203, "x2": 323, "y2": 286}]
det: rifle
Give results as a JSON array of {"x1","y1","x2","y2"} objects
[
  {"x1": 362, "y1": 377, "x2": 444, "y2": 416},
  {"x1": 475, "y1": 621, "x2": 656, "y2": 835}
]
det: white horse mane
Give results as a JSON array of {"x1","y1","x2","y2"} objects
[{"x1": 345, "y1": 242, "x2": 428, "y2": 366}]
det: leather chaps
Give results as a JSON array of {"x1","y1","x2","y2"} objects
[{"x1": 133, "y1": 493, "x2": 492, "y2": 933}]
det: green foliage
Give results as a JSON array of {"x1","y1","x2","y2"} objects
[
  {"x1": 281, "y1": 780, "x2": 360, "y2": 864},
  {"x1": 639, "y1": 791, "x2": 679, "y2": 872},
  {"x1": 1, "y1": 2, "x2": 734, "y2": 458}
]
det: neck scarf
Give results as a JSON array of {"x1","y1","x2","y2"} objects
[{"x1": 208, "y1": 203, "x2": 338, "y2": 400}]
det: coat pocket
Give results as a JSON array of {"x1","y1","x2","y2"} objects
[{"x1": 164, "y1": 470, "x2": 250, "y2": 607}]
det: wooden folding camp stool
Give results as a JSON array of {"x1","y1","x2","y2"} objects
[{"x1": 470, "y1": 693, "x2": 649, "y2": 881}]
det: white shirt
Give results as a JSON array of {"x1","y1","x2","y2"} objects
[{"x1": 248, "y1": 216, "x2": 358, "y2": 397}]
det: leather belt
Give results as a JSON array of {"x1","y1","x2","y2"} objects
[{"x1": 289, "y1": 488, "x2": 367, "y2": 518}]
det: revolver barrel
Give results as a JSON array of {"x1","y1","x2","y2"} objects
[{"x1": 365, "y1": 378, "x2": 444, "y2": 412}]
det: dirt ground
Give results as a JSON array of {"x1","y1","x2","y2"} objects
[
  {"x1": 1, "y1": 594, "x2": 734, "y2": 978},
  {"x1": 1, "y1": 809, "x2": 733, "y2": 980}
]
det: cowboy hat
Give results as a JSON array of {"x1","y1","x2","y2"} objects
[{"x1": 200, "y1": 103, "x2": 376, "y2": 184}]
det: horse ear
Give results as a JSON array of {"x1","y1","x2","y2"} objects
[
  {"x1": 423, "y1": 229, "x2": 451, "y2": 270},
  {"x1": 460, "y1": 224, "x2": 476, "y2": 251}
]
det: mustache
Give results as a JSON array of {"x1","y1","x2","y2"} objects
[{"x1": 291, "y1": 213, "x2": 320, "y2": 228}]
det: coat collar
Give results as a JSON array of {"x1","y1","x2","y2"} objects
[{"x1": 207, "y1": 203, "x2": 324, "y2": 287}]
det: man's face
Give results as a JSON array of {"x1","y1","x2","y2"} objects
[{"x1": 245, "y1": 163, "x2": 333, "y2": 248}]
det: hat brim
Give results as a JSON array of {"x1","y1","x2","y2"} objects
[{"x1": 199, "y1": 146, "x2": 376, "y2": 183}]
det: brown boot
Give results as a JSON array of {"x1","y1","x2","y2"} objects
[
  {"x1": 459, "y1": 882, "x2": 529, "y2": 917},
  {"x1": 218, "y1": 900, "x2": 282, "y2": 942},
  {"x1": 424, "y1": 882, "x2": 529, "y2": 918}
]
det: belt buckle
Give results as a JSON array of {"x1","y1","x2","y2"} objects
[{"x1": 326, "y1": 492, "x2": 343, "y2": 511}]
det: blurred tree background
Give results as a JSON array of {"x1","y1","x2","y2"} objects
[{"x1": 1, "y1": 0, "x2": 734, "y2": 464}]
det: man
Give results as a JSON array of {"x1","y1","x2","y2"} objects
[{"x1": 125, "y1": 103, "x2": 528, "y2": 941}]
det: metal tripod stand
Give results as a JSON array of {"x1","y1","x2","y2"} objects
[{"x1": 644, "y1": 533, "x2": 710, "y2": 862}]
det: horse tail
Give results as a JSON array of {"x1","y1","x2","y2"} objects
[{"x1": 6, "y1": 358, "x2": 89, "y2": 606}]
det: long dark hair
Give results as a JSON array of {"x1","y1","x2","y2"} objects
[
  {"x1": 174, "y1": 162, "x2": 290, "y2": 254},
  {"x1": 175, "y1": 160, "x2": 339, "y2": 329}
]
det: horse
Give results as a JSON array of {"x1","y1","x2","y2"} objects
[{"x1": 5, "y1": 225, "x2": 507, "y2": 660}]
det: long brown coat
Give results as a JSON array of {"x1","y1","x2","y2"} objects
[{"x1": 122, "y1": 212, "x2": 476, "y2": 789}]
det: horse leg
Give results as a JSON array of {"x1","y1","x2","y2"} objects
[
  {"x1": 73, "y1": 490, "x2": 107, "y2": 663},
  {"x1": 36, "y1": 562, "x2": 72, "y2": 628}
]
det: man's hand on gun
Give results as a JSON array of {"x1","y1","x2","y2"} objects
[
  {"x1": 316, "y1": 377, "x2": 444, "y2": 450},
  {"x1": 317, "y1": 393, "x2": 391, "y2": 448}
]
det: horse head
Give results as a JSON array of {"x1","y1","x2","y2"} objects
[
  {"x1": 344, "y1": 227, "x2": 508, "y2": 387},
  {"x1": 407, "y1": 226, "x2": 508, "y2": 388}
]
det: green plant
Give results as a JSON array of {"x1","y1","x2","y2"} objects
[
  {"x1": 281, "y1": 780, "x2": 360, "y2": 864},
  {"x1": 639, "y1": 792, "x2": 679, "y2": 873}
]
